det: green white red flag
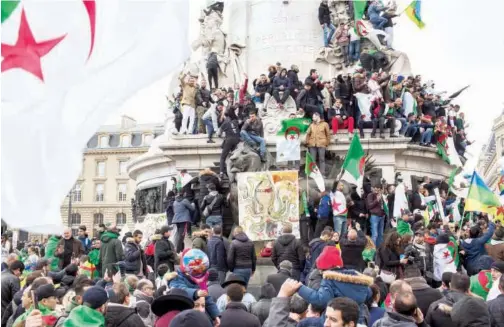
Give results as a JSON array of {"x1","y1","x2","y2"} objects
[
  {"x1": 341, "y1": 134, "x2": 366, "y2": 193},
  {"x1": 1, "y1": 0, "x2": 190, "y2": 233},
  {"x1": 305, "y1": 152, "x2": 325, "y2": 192}
]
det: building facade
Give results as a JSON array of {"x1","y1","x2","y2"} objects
[
  {"x1": 477, "y1": 110, "x2": 504, "y2": 189},
  {"x1": 60, "y1": 116, "x2": 164, "y2": 238}
]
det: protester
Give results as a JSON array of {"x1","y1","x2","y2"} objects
[
  {"x1": 305, "y1": 112, "x2": 330, "y2": 177},
  {"x1": 240, "y1": 111, "x2": 266, "y2": 162},
  {"x1": 207, "y1": 225, "x2": 228, "y2": 284},
  {"x1": 133, "y1": 279, "x2": 155, "y2": 327},
  {"x1": 366, "y1": 185, "x2": 386, "y2": 247},
  {"x1": 99, "y1": 226, "x2": 124, "y2": 277},
  {"x1": 250, "y1": 283, "x2": 276, "y2": 325},
  {"x1": 77, "y1": 226, "x2": 91, "y2": 254},
  {"x1": 154, "y1": 225, "x2": 177, "y2": 273},
  {"x1": 461, "y1": 221, "x2": 496, "y2": 275},
  {"x1": 340, "y1": 227, "x2": 367, "y2": 272},
  {"x1": 267, "y1": 261, "x2": 293, "y2": 295},
  {"x1": 191, "y1": 224, "x2": 212, "y2": 255},
  {"x1": 200, "y1": 183, "x2": 225, "y2": 228},
  {"x1": 227, "y1": 226, "x2": 256, "y2": 286},
  {"x1": 373, "y1": 291, "x2": 428, "y2": 327},
  {"x1": 217, "y1": 274, "x2": 257, "y2": 313},
  {"x1": 123, "y1": 230, "x2": 147, "y2": 278},
  {"x1": 173, "y1": 193, "x2": 195, "y2": 253},
  {"x1": 55, "y1": 228, "x2": 84, "y2": 270},
  {"x1": 105, "y1": 283, "x2": 144, "y2": 327},
  {"x1": 405, "y1": 276, "x2": 442, "y2": 316},
  {"x1": 220, "y1": 283, "x2": 261, "y2": 327},
  {"x1": 1, "y1": 260, "x2": 24, "y2": 316},
  {"x1": 488, "y1": 274, "x2": 504, "y2": 327},
  {"x1": 271, "y1": 223, "x2": 305, "y2": 280},
  {"x1": 62, "y1": 286, "x2": 108, "y2": 327},
  {"x1": 486, "y1": 261, "x2": 504, "y2": 301},
  {"x1": 450, "y1": 295, "x2": 491, "y2": 327},
  {"x1": 378, "y1": 231, "x2": 408, "y2": 282}
]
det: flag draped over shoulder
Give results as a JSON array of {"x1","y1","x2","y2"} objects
[
  {"x1": 405, "y1": 0, "x2": 425, "y2": 29},
  {"x1": 1, "y1": 0, "x2": 190, "y2": 233},
  {"x1": 465, "y1": 171, "x2": 502, "y2": 216},
  {"x1": 393, "y1": 183, "x2": 409, "y2": 219},
  {"x1": 305, "y1": 152, "x2": 325, "y2": 192},
  {"x1": 433, "y1": 236, "x2": 458, "y2": 282},
  {"x1": 341, "y1": 135, "x2": 366, "y2": 193}
]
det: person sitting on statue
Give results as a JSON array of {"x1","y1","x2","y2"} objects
[
  {"x1": 253, "y1": 74, "x2": 271, "y2": 105},
  {"x1": 233, "y1": 73, "x2": 249, "y2": 106},
  {"x1": 196, "y1": 79, "x2": 215, "y2": 134},
  {"x1": 287, "y1": 65, "x2": 302, "y2": 100},
  {"x1": 179, "y1": 72, "x2": 198, "y2": 135},
  {"x1": 240, "y1": 111, "x2": 266, "y2": 162},
  {"x1": 318, "y1": 0, "x2": 335, "y2": 47},
  {"x1": 335, "y1": 22, "x2": 350, "y2": 67},
  {"x1": 217, "y1": 108, "x2": 241, "y2": 178},
  {"x1": 272, "y1": 68, "x2": 292, "y2": 109},
  {"x1": 202, "y1": 101, "x2": 225, "y2": 143},
  {"x1": 304, "y1": 69, "x2": 325, "y2": 115},
  {"x1": 328, "y1": 98, "x2": 354, "y2": 138},
  {"x1": 367, "y1": 0, "x2": 388, "y2": 30},
  {"x1": 296, "y1": 82, "x2": 321, "y2": 119}
]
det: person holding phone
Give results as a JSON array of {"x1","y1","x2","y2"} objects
[{"x1": 55, "y1": 228, "x2": 84, "y2": 270}]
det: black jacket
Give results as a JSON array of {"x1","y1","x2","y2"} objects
[
  {"x1": 154, "y1": 237, "x2": 177, "y2": 272},
  {"x1": 1, "y1": 271, "x2": 20, "y2": 314},
  {"x1": 488, "y1": 294, "x2": 504, "y2": 327},
  {"x1": 287, "y1": 70, "x2": 301, "y2": 90},
  {"x1": 196, "y1": 87, "x2": 214, "y2": 107},
  {"x1": 198, "y1": 169, "x2": 221, "y2": 202},
  {"x1": 227, "y1": 232, "x2": 257, "y2": 272},
  {"x1": 208, "y1": 235, "x2": 228, "y2": 271},
  {"x1": 220, "y1": 302, "x2": 261, "y2": 327},
  {"x1": 271, "y1": 234, "x2": 305, "y2": 270},
  {"x1": 255, "y1": 81, "x2": 271, "y2": 95},
  {"x1": 105, "y1": 303, "x2": 144, "y2": 327},
  {"x1": 165, "y1": 196, "x2": 175, "y2": 225},
  {"x1": 411, "y1": 192, "x2": 426, "y2": 211},
  {"x1": 296, "y1": 89, "x2": 319, "y2": 111},
  {"x1": 218, "y1": 118, "x2": 241, "y2": 139},
  {"x1": 200, "y1": 192, "x2": 225, "y2": 217},
  {"x1": 425, "y1": 291, "x2": 468, "y2": 327},
  {"x1": 266, "y1": 270, "x2": 291, "y2": 295},
  {"x1": 378, "y1": 246, "x2": 403, "y2": 277},
  {"x1": 340, "y1": 231, "x2": 367, "y2": 272},
  {"x1": 328, "y1": 106, "x2": 349, "y2": 121},
  {"x1": 318, "y1": 2, "x2": 331, "y2": 25},
  {"x1": 123, "y1": 239, "x2": 148, "y2": 276},
  {"x1": 304, "y1": 76, "x2": 324, "y2": 103},
  {"x1": 408, "y1": 277, "x2": 443, "y2": 317},
  {"x1": 272, "y1": 75, "x2": 291, "y2": 91},
  {"x1": 366, "y1": 193, "x2": 385, "y2": 216}
]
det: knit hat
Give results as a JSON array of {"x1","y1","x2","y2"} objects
[
  {"x1": 36, "y1": 284, "x2": 56, "y2": 300},
  {"x1": 491, "y1": 261, "x2": 504, "y2": 273},
  {"x1": 316, "y1": 246, "x2": 343, "y2": 270},
  {"x1": 82, "y1": 286, "x2": 109, "y2": 309},
  {"x1": 169, "y1": 310, "x2": 213, "y2": 327}
]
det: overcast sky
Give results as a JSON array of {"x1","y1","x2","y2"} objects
[{"x1": 107, "y1": 0, "x2": 504, "y2": 171}]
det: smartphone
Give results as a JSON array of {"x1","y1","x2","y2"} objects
[{"x1": 31, "y1": 290, "x2": 39, "y2": 310}]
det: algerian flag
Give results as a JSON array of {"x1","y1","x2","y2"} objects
[
  {"x1": 1, "y1": 0, "x2": 190, "y2": 233},
  {"x1": 305, "y1": 151, "x2": 325, "y2": 192},
  {"x1": 353, "y1": 1, "x2": 368, "y2": 34},
  {"x1": 446, "y1": 137, "x2": 463, "y2": 167},
  {"x1": 277, "y1": 118, "x2": 312, "y2": 135},
  {"x1": 354, "y1": 93, "x2": 373, "y2": 122},
  {"x1": 341, "y1": 134, "x2": 365, "y2": 193},
  {"x1": 393, "y1": 183, "x2": 409, "y2": 219},
  {"x1": 470, "y1": 270, "x2": 493, "y2": 300},
  {"x1": 402, "y1": 91, "x2": 417, "y2": 117},
  {"x1": 433, "y1": 239, "x2": 458, "y2": 281},
  {"x1": 330, "y1": 191, "x2": 347, "y2": 216},
  {"x1": 397, "y1": 219, "x2": 413, "y2": 236},
  {"x1": 276, "y1": 125, "x2": 301, "y2": 162}
]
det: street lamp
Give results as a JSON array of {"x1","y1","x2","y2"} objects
[{"x1": 67, "y1": 190, "x2": 74, "y2": 227}]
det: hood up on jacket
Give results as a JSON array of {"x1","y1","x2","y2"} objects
[
  {"x1": 100, "y1": 231, "x2": 119, "y2": 243},
  {"x1": 277, "y1": 234, "x2": 296, "y2": 246},
  {"x1": 233, "y1": 232, "x2": 250, "y2": 243}
]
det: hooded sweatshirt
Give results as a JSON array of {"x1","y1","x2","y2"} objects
[
  {"x1": 62, "y1": 305, "x2": 105, "y2": 327},
  {"x1": 44, "y1": 235, "x2": 61, "y2": 271},
  {"x1": 100, "y1": 231, "x2": 124, "y2": 276},
  {"x1": 271, "y1": 234, "x2": 305, "y2": 270}
]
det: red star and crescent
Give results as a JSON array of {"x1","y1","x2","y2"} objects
[
  {"x1": 358, "y1": 156, "x2": 366, "y2": 175},
  {"x1": 1, "y1": 1, "x2": 96, "y2": 81}
]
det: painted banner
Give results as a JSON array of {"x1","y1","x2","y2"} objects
[
  {"x1": 237, "y1": 171, "x2": 300, "y2": 241},
  {"x1": 134, "y1": 213, "x2": 177, "y2": 246}
]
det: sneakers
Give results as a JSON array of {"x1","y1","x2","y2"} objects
[{"x1": 207, "y1": 139, "x2": 215, "y2": 143}]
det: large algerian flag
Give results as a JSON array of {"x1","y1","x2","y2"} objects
[
  {"x1": 470, "y1": 270, "x2": 493, "y2": 300},
  {"x1": 353, "y1": 0, "x2": 368, "y2": 35},
  {"x1": 354, "y1": 92, "x2": 373, "y2": 122},
  {"x1": 305, "y1": 151, "x2": 325, "y2": 192},
  {"x1": 433, "y1": 237, "x2": 458, "y2": 281},
  {"x1": 393, "y1": 183, "x2": 409, "y2": 220},
  {"x1": 1, "y1": 0, "x2": 189, "y2": 233},
  {"x1": 341, "y1": 134, "x2": 366, "y2": 193},
  {"x1": 276, "y1": 124, "x2": 301, "y2": 162},
  {"x1": 277, "y1": 118, "x2": 311, "y2": 135},
  {"x1": 402, "y1": 91, "x2": 418, "y2": 117}
]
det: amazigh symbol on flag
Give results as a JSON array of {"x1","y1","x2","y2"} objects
[{"x1": 1, "y1": 1, "x2": 96, "y2": 81}]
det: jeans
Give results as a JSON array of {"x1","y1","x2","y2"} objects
[
  {"x1": 370, "y1": 215, "x2": 384, "y2": 247},
  {"x1": 240, "y1": 131, "x2": 266, "y2": 157},
  {"x1": 358, "y1": 120, "x2": 373, "y2": 137},
  {"x1": 175, "y1": 222, "x2": 189, "y2": 253},
  {"x1": 340, "y1": 44, "x2": 349, "y2": 64},
  {"x1": 372, "y1": 117, "x2": 395, "y2": 136},
  {"x1": 405, "y1": 124, "x2": 418, "y2": 137},
  {"x1": 314, "y1": 219, "x2": 329, "y2": 238},
  {"x1": 233, "y1": 268, "x2": 252, "y2": 286},
  {"x1": 308, "y1": 147, "x2": 326, "y2": 177},
  {"x1": 396, "y1": 117, "x2": 408, "y2": 135},
  {"x1": 273, "y1": 88, "x2": 291, "y2": 104},
  {"x1": 323, "y1": 23, "x2": 336, "y2": 47},
  {"x1": 348, "y1": 40, "x2": 361, "y2": 62},
  {"x1": 203, "y1": 118, "x2": 215, "y2": 139},
  {"x1": 180, "y1": 105, "x2": 195, "y2": 134},
  {"x1": 333, "y1": 215, "x2": 347, "y2": 236},
  {"x1": 421, "y1": 128, "x2": 433, "y2": 144},
  {"x1": 370, "y1": 16, "x2": 387, "y2": 30},
  {"x1": 206, "y1": 215, "x2": 222, "y2": 228}
]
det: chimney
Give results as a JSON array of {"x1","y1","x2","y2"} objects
[{"x1": 121, "y1": 115, "x2": 137, "y2": 129}]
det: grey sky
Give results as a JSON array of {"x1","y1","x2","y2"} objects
[{"x1": 108, "y1": 0, "x2": 504, "y2": 171}]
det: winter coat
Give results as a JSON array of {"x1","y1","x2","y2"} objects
[
  {"x1": 406, "y1": 277, "x2": 443, "y2": 317},
  {"x1": 266, "y1": 270, "x2": 291, "y2": 295},
  {"x1": 208, "y1": 280, "x2": 225, "y2": 302},
  {"x1": 366, "y1": 193, "x2": 385, "y2": 217},
  {"x1": 200, "y1": 191, "x2": 225, "y2": 217},
  {"x1": 78, "y1": 236, "x2": 91, "y2": 254},
  {"x1": 411, "y1": 192, "x2": 426, "y2": 211},
  {"x1": 180, "y1": 78, "x2": 197, "y2": 108},
  {"x1": 318, "y1": 2, "x2": 331, "y2": 25},
  {"x1": 154, "y1": 236, "x2": 177, "y2": 272},
  {"x1": 241, "y1": 118, "x2": 264, "y2": 137},
  {"x1": 250, "y1": 299, "x2": 272, "y2": 325},
  {"x1": 165, "y1": 196, "x2": 175, "y2": 225},
  {"x1": 123, "y1": 239, "x2": 147, "y2": 276},
  {"x1": 377, "y1": 246, "x2": 403, "y2": 278},
  {"x1": 425, "y1": 290, "x2": 468, "y2": 327},
  {"x1": 340, "y1": 231, "x2": 367, "y2": 271},
  {"x1": 306, "y1": 122, "x2": 331, "y2": 148},
  {"x1": 263, "y1": 297, "x2": 299, "y2": 327},
  {"x1": 172, "y1": 195, "x2": 195, "y2": 224},
  {"x1": 191, "y1": 232, "x2": 209, "y2": 255},
  {"x1": 298, "y1": 269, "x2": 373, "y2": 307},
  {"x1": 208, "y1": 235, "x2": 228, "y2": 271},
  {"x1": 296, "y1": 89, "x2": 319, "y2": 111},
  {"x1": 372, "y1": 311, "x2": 419, "y2": 327},
  {"x1": 287, "y1": 70, "x2": 301, "y2": 90},
  {"x1": 304, "y1": 76, "x2": 324, "y2": 102},
  {"x1": 272, "y1": 75, "x2": 291, "y2": 91},
  {"x1": 55, "y1": 237, "x2": 84, "y2": 269},
  {"x1": 334, "y1": 80, "x2": 352, "y2": 101},
  {"x1": 485, "y1": 240, "x2": 504, "y2": 262},
  {"x1": 227, "y1": 232, "x2": 257, "y2": 272},
  {"x1": 309, "y1": 238, "x2": 330, "y2": 267},
  {"x1": 134, "y1": 290, "x2": 155, "y2": 327},
  {"x1": 198, "y1": 169, "x2": 221, "y2": 202},
  {"x1": 167, "y1": 269, "x2": 220, "y2": 319},
  {"x1": 105, "y1": 303, "x2": 144, "y2": 327},
  {"x1": 271, "y1": 234, "x2": 305, "y2": 270},
  {"x1": 1, "y1": 271, "x2": 20, "y2": 314},
  {"x1": 220, "y1": 302, "x2": 261, "y2": 327},
  {"x1": 196, "y1": 87, "x2": 213, "y2": 107},
  {"x1": 461, "y1": 222, "x2": 496, "y2": 275},
  {"x1": 99, "y1": 231, "x2": 124, "y2": 276},
  {"x1": 488, "y1": 294, "x2": 504, "y2": 327},
  {"x1": 254, "y1": 81, "x2": 271, "y2": 95}
]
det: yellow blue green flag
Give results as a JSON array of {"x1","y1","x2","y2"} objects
[
  {"x1": 405, "y1": 0, "x2": 425, "y2": 29},
  {"x1": 464, "y1": 171, "x2": 501, "y2": 215}
]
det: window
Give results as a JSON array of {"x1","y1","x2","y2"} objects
[
  {"x1": 93, "y1": 213, "x2": 104, "y2": 225},
  {"x1": 96, "y1": 161, "x2": 106, "y2": 177},
  {"x1": 99, "y1": 135, "x2": 109, "y2": 148},
  {"x1": 116, "y1": 213, "x2": 127, "y2": 225},
  {"x1": 118, "y1": 183, "x2": 127, "y2": 202},
  {"x1": 73, "y1": 184, "x2": 82, "y2": 202},
  {"x1": 95, "y1": 184, "x2": 104, "y2": 202},
  {"x1": 119, "y1": 161, "x2": 128, "y2": 175},
  {"x1": 121, "y1": 134, "x2": 131, "y2": 147},
  {"x1": 70, "y1": 213, "x2": 81, "y2": 225},
  {"x1": 71, "y1": 228, "x2": 79, "y2": 236},
  {"x1": 144, "y1": 134, "x2": 153, "y2": 145}
]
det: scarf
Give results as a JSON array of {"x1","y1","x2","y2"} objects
[{"x1": 188, "y1": 272, "x2": 209, "y2": 292}]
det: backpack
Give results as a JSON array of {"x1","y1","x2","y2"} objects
[{"x1": 202, "y1": 194, "x2": 219, "y2": 218}]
